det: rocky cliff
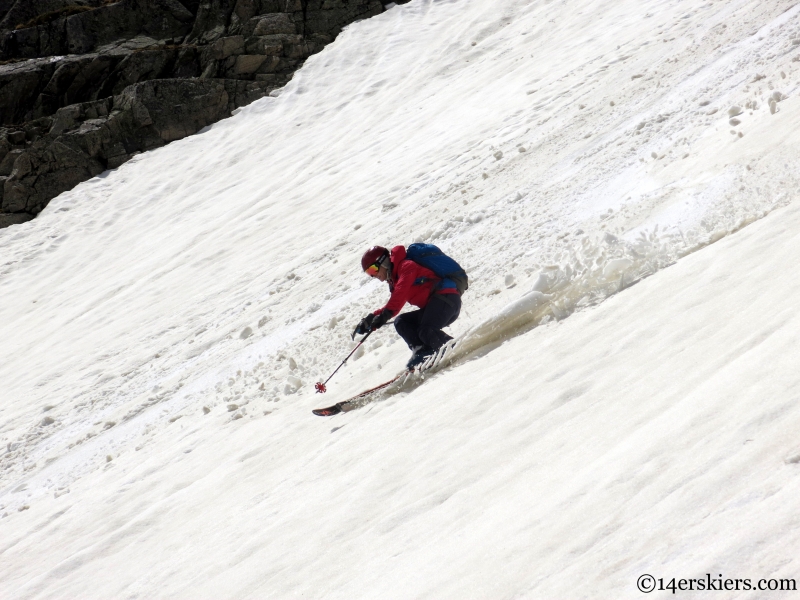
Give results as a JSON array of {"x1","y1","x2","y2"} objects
[{"x1": 0, "y1": 0, "x2": 396, "y2": 228}]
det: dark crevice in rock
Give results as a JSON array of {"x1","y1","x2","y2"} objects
[
  {"x1": 299, "y1": 0, "x2": 308, "y2": 37},
  {"x1": 1, "y1": 0, "x2": 390, "y2": 228}
]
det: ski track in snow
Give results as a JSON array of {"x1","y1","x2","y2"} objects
[{"x1": 1, "y1": 0, "x2": 800, "y2": 596}]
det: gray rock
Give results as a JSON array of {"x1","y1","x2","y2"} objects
[
  {"x1": 244, "y1": 35, "x2": 282, "y2": 56},
  {"x1": 186, "y1": 0, "x2": 236, "y2": 44},
  {"x1": 8, "y1": 130, "x2": 25, "y2": 144},
  {"x1": 1, "y1": 0, "x2": 76, "y2": 32},
  {"x1": 250, "y1": 13, "x2": 295, "y2": 36},
  {"x1": 0, "y1": 0, "x2": 385, "y2": 227},
  {"x1": 0, "y1": 0, "x2": 16, "y2": 23},
  {"x1": 118, "y1": 78, "x2": 231, "y2": 142},
  {"x1": 233, "y1": 53, "x2": 266, "y2": 75},
  {"x1": 0, "y1": 148, "x2": 22, "y2": 175},
  {"x1": 0, "y1": 210, "x2": 34, "y2": 228},
  {"x1": 210, "y1": 35, "x2": 244, "y2": 59},
  {"x1": 0, "y1": 0, "x2": 193, "y2": 60}
]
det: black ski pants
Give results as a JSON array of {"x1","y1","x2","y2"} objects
[{"x1": 394, "y1": 293, "x2": 461, "y2": 351}]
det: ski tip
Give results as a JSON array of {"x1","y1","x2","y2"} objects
[{"x1": 312, "y1": 403, "x2": 343, "y2": 417}]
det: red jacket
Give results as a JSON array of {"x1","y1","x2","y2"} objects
[{"x1": 374, "y1": 245, "x2": 458, "y2": 317}]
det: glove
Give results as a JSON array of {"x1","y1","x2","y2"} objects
[
  {"x1": 352, "y1": 313, "x2": 376, "y2": 339},
  {"x1": 372, "y1": 309, "x2": 392, "y2": 330}
]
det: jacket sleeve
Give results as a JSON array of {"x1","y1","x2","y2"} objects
[{"x1": 376, "y1": 260, "x2": 418, "y2": 317}]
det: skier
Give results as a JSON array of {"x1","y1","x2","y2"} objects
[{"x1": 354, "y1": 245, "x2": 465, "y2": 369}]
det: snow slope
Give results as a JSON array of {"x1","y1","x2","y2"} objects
[{"x1": 2, "y1": 0, "x2": 800, "y2": 597}]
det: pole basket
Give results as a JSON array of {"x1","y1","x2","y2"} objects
[{"x1": 315, "y1": 382, "x2": 327, "y2": 394}]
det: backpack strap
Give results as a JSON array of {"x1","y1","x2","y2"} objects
[{"x1": 433, "y1": 291, "x2": 458, "y2": 307}]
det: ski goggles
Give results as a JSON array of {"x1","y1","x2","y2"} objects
[{"x1": 365, "y1": 255, "x2": 388, "y2": 276}]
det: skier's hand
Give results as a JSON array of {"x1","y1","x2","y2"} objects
[
  {"x1": 353, "y1": 313, "x2": 376, "y2": 338},
  {"x1": 371, "y1": 309, "x2": 392, "y2": 330}
]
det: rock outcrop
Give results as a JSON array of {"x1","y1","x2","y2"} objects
[{"x1": 0, "y1": 0, "x2": 391, "y2": 227}]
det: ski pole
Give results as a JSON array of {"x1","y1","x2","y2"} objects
[{"x1": 315, "y1": 330, "x2": 373, "y2": 393}]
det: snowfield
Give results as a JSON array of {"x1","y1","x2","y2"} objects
[{"x1": 2, "y1": 0, "x2": 800, "y2": 597}]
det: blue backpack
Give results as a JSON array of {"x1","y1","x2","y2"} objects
[{"x1": 406, "y1": 243, "x2": 469, "y2": 295}]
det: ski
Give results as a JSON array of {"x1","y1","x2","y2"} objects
[
  {"x1": 311, "y1": 403, "x2": 348, "y2": 417},
  {"x1": 312, "y1": 340, "x2": 462, "y2": 416},
  {"x1": 312, "y1": 372, "x2": 407, "y2": 416}
]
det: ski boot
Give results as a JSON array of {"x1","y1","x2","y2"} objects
[{"x1": 406, "y1": 346, "x2": 434, "y2": 370}]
